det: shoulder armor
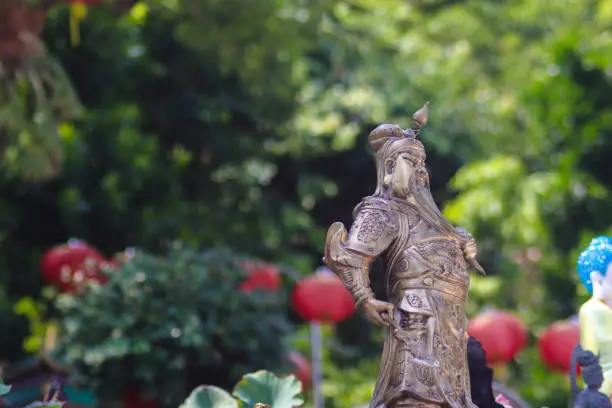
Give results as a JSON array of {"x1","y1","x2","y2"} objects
[{"x1": 344, "y1": 207, "x2": 398, "y2": 256}]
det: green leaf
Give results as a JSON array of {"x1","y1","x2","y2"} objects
[
  {"x1": 0, "y1": 379, "x2": 10, "y2": 396},
  {"x1": 179, "y1": 385, "x2": 238, "y2": 408},
  {"x1": 23, "y1": 403, "x2": 64, "y2": 408},
  {"x1": 232, "y1": 370, "x2": 304, "y2": 408}
]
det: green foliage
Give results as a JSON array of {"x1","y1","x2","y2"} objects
[
  {"x1": 0, "y1": 5, "x2": 82, "y2": 181},
  {"x1": 0, "y1": 378, "x2": 65, "y2": 407},
  {"x1": 233, "y1": 371, "x2": 304, "y2": 407},
  {"x1": 0, "y1": 378, "x2": 62, "y2": 407},
  {"x1": 2, "y1": 0, "x2": 612, "y2": 407},
  {"x1": 24, "y1": 403, "x2": 64, "y2": 408},
  {"x1": 53, "y1": 245, "x2": 295, "y2": 407},
  {"x1": 179, "y1": 386, "x2": 237, "y2": 408},
  {"x1": 14, "y1": 296, "x2": 47, "y2": 353},
  {"x1": 0, "y1": 378, "x2": 10, "y2": 396},
  {"x1": 179, "y1": 370, "x2": 303, "y2": 408}
]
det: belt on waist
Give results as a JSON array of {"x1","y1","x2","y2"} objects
[{"x1": 390, "y1": 275, "x2": 468, "y2": 299}]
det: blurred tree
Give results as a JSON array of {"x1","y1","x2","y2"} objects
[
  {"x1": 0, "y1": 0, "x2": 82, "y2": 182},
  {"x1": 0, "y1": 0, "x2": 611, "y2": 407}
]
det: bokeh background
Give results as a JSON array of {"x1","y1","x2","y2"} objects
[{"x1": 2, "y1": 0, "x2": 612, "y2": 407}]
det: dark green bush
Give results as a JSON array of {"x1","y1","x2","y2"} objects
[{"x1": 53, "y1": 244, "x2": 295, "y2": 407}]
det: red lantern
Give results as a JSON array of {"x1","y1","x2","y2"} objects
[
  {"x1": 240, "y1": 263, "x2": 281, "y2": 293},
  {"x1": 467, "y1": 310, "x2": 527, "y2": 365},
  {"x1": 288, "y1": 351, "x2": 311, "y2": 390},
  {"x1": 122, "y1": 388, "x2": 161, "y2": 408},
  {"x1": 504, "y1": 313, "x2": 528, "y2": 351},
  {"x1": 538, "y1": 320, "x2": 580, "y2": 373},
  {"x1": 41, "y1": 240, "x2": 104, "y2": 292},
  {"x1": 291, "y1": 273, "x2": 355, "y2": 324}
]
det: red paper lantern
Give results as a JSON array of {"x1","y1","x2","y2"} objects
[
  {"x1": 467, "y1": 310, "x2": 527, "y2": 365},
  {"x1": 41, "y1": 240, "x2": 104, "y2": 292},
  {"x1": 504, "y1": 312, "x2": 528, "y2": 351},
  {"x1": 288, "y1": 351, "x2": 311, "y2": 390},
  {"x1": 291, "y1": 273, "x2": 355, "y2": 324},
  {"x1": 240, "y1": 263, "x2": 281, "y2": 293},
  {"x1": 538, "y1": 320, "x2": 580, "y2": 373}
]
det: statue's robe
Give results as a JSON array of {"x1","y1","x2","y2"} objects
[{"x1": 580, "y1": 298, "x2": 612, "y2": 397}]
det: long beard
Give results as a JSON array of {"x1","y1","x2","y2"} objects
[
  {"x1": 390, "y1": 169, "x2": 411, "y2": 199},
  {"x1": 410, "y1": 180, "x2": 458, "y2": 237}
]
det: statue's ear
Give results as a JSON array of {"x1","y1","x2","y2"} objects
[{"x1": 382, "y1": 159, "x2": 394, "y2": 187}]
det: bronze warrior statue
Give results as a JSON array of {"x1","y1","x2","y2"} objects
[{"x1": 323, "y1": 103, "x2": 484, "y2": 408}]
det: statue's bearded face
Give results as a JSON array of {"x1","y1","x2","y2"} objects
[{"x1": 384, "y1": 153, "x2": 416, "y2": 198}]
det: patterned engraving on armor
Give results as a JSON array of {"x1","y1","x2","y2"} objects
[
  {"x1": 392, "y1": 369, "x2": 402, "y2": 387},
  {"x1": 414, "y1": 365, "x2": 436, "y2": 387},
  {"x1": 424, "y1": 293, "x2": 469, "y2": 407},
  {"x1": 397, "y1": 258, "x2": 409, "y2": 273},
  {"x1": 386, "y1": 218, "x2": 399, "y2": 237},
  {"x1": 340, "y1": 269, "x2": 354, "y2": 287},
  {"x1": 414, "y1": 239, "x2": 463, "y2": 266},
  {"x1": 424, "y1": 389, "x2": 438, "y2": 399},
  {"x1": 400, "y1": 313, "x2": 410, "y2": 329},
  {"x1": 355, "y1": 210, "x2": 389, "y2": 243},
  {"x1": 407, "y1": 294, "x2": 423, "y2": 308},
  {"x1": 398, "y1": 312, "x2": 428, "y2": 330},
  {"x1": 392, "y1": 347, "x2": 409, "y2": 387},
  {"x1": 433, "y1": 335, "x2": 441, "y2": 349}
]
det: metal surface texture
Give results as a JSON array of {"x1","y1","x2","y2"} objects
[{"x1": 324, "y1": 103, "x2": 485, "y2": 408}]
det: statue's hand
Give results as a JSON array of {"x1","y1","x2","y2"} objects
[{"x1": 361, "y1": 297, "x2": 395, "y2": 327}]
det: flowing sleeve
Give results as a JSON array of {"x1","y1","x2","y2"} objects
[{"x1": 324, "y1": 206, "x2": 398, "y2": 307}]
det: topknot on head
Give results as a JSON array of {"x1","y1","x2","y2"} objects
[
  {"x1": 367, "y1": 124, "x2": 404, "y2": 152},
  {"x1": 412, "y1": 101, "x2": 429, "y2": 129},
  {"x1": 577, "y1": 349, "x2": 599, "y2": 367},
  {"x1": 367, "y1": 102, "x2": 430, "y2": 153},
  {"x1": 577, "y1": 235, "x2": 612, "y2": 295}
]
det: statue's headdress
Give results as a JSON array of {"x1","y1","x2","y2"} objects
[
  {"x1": 577, "y1": 236, "x2": 612, "y2": 294},
  {"x1": 367, "y1": 102, "x2": 429, "y2": 160},
  {"x1": 361, "y1": 102, "x2": 486, "y2": 275}
]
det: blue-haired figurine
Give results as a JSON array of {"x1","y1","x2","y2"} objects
[{"x1": 577, "y1": 236, "x2": 612, "y2": 398}]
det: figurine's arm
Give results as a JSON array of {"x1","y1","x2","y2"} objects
[{"x1": 323, "y1": 207, "x2": 397, "y2": 307}]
